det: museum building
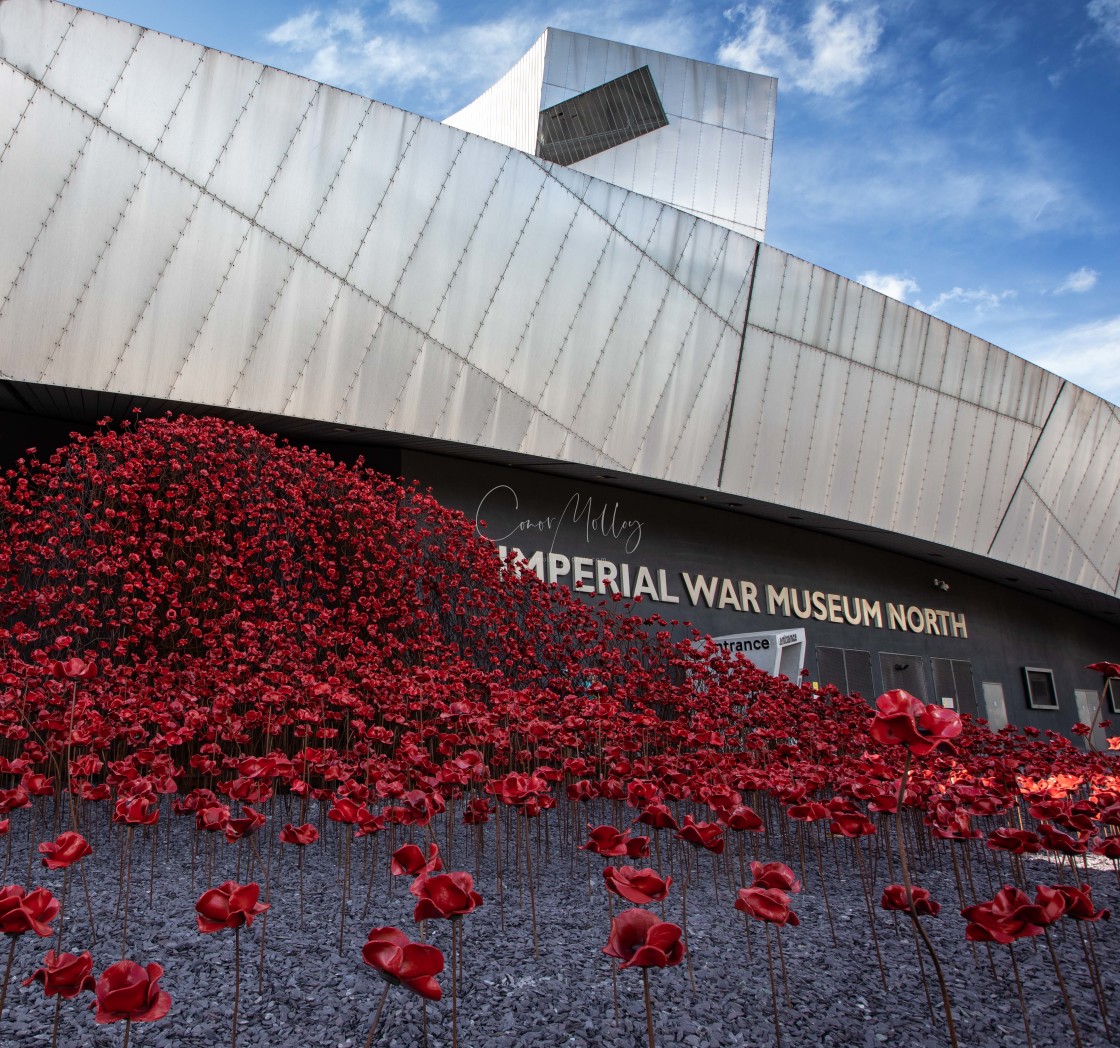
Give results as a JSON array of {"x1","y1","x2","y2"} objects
[{"x1": 1, "y1": 0, "x2": 1119, "y2": 735}]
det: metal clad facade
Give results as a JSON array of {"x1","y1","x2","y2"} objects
[{"x1": 0, "y1": 0, "x2": 1118, "y2": 610}]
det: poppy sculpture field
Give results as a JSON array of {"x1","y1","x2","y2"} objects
[{"x1": 0, "y1": 415, "x2": 1118, "y2": 1047}]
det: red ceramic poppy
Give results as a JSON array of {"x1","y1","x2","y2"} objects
[
  {"x1": 195, "y1": 881, "x2": 270, "y2": 932},
  {"x1": 409, "y1": 872, "x2": 483, "y2": 921},
  {"x1": 880, "y1": 884, "x2": 940, "y2": 916},
  {"x1": 90, "y1": 960, "x2": 171, "y2": 1023},
  {"x1": 362, "y1": 927, "x2": 443, "y2": 1001},
  {"x1": 961, "y1": 885, "x2": 1064, "y2": 943},
  {"x1": 22, "y1": 949, "x2": 96, "y2": 998},
  {"x1": 391, "y1": 842, "x2": 442, "y2": 877},
  {"x1": 0, "y1": 885, "x2": 59, "y2": 937},
  {"x1": 38, "y1": 831, "x2": 93, "y2": 871},
  {"x1": 870, "y1": 689, "x2": 962, "y2": 755},
  {"x1": 734, "y1": 887, "x2": 800, "y2": 926},
  {"x1": 279, "y1": 823, "x2": 319, "y2": 846},
  {"x1": 675, "y1": 815, "x2": 725, "y2": 854},
  {"x1": 749, "y1": 861, "x2": 801, "y2": 893},
  {"x1": 1052, "y1": 884, "x2": 1111, "y2": 922},
  {"x1": 602, "y1": 909, "x2": 685, "y2": 969},
  {"x1": 581, "y1": 825, "x2": 632, "y2": 857},
  {"x1": 1086, "y1": 661, "x2": 1120, "y2": 678},
  {"x1": 603, "y1": 865, "x2": 672, "y2": 905}
]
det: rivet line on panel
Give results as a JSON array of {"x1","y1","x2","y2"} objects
[
  {"x1": 528, "y1": 156, "x2": 731, "y2": 323},
  {"x1": 592, "y1": 243, "x2": 688, "y2": 461},
  {"x1": 798, "y1": 271, "x2": 842, "y2": 510},
  {"x1": 1020, "y1": 478, "x2": 1110, "y2": 587},
  {"x1": 744, "y1": 252, "x2": 789, "y2": 496},
  {"x1": 960, "y1": 338, "x2": 1000, "y2": 551},
  {"x1": 204, "y1": 67, "x2": 264, "y2": 190},
  {"x1": 12, "y1": 57, "x2": 619, "y2": 448},
  {"x1": 428, "y1": 157, "x2": 513, "y2": 436},
  {"x1": 1070, "y1": 414, "x2": 1116, "y2": 566},
  {"x1": 428, "y1": 154, "x2": 511, "y2": 336},
  {"x1": 716, "y1": 239, "x2": 760, "y2": 491},
  {"x1": 986, "y1": 380, "x2": 1066, "y2": 557},
  {"x1": 928, "y1": 396, "x2": 965, "y2": 543},
  {"x1": 660, "y1": 238, "x2": 742, "y2": 473},
  {"x1": 845, "y1": 294, "x2": 890, "y2": 520},
  {"x1": 221, "y1": 87, "x2": 323, "y2": 406},
  {"x1": 279, "y1": 101, "x2": 374, "y2": 414},
  {"x1": 770, "y1": 264, "x2": 816, "y2": 501},
  {"x1": 629, "y1": 229, "x2": 736, "y2": 465},
  {"x1": 370, "y1": 135, "x2": 470, "y2": 429},
  {"x1": 820, "y1": 278, "x2": 866, "y2": 515},
  {"x1": 569, "y1": 202, "x2": 679, "y2": 427},
  {"x1": 868, "y1": 305, "x2": 911, "y2": 533},
  {"x1": 0, "y1": 99, "x2": 96, "y2": 325},
  {"x1": 0, "y1": 10, "x2": 75, "y2": 164}
]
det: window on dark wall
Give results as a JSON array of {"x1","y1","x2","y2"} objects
[
  {"x1": 878, "y1": 653, "x2": 927, "y2": 700},
  {"x1": 930, "y1": 658, "x2": 977, "y2": 716},
  {"x1": 816, "y1": 647, "x2": 875, "y2": 699},
  {"x1": 1024, "y1": 667, "x2": 1059, "y2": 710},
  {"x1": 1109, "y1": 678, "x2": 1120, "y2": 715}
]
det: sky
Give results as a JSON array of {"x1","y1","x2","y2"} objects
[{"x1": 74, "y1": 0, "x2": 1120, "y2": 406}]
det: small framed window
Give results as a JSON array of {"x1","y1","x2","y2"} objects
[
  {"x1": 1109, "y1": 678, "x2": 1120, "y2": 715},
  {"x1": 1024, "y1": 667, "x2": 1059, "y2": 710}
]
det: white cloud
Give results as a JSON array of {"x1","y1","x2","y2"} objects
[
  {"x1": 262, "y1": 1, "x2": 701, "y2": 114},
  {"x1": 1088, "y1": 0, "x2": 1120, "y2": 48},
  {"x1": 916, "y1": 286, "x2": 1016, "y2": 316},
  {"x1": 858, "y1": 271, "x2": 919, "y2": 302},
  {"x1": 389, "y1": 0, "x2": 439, "y2": 27},
  {"x1": 719, "y1": 1, "x2": 883, "y2": 94},
  {"x1": 1019, "y1": 315, "x2": 1120, "y2": 406},
  {"x1": 1054, "y1": 266, "x2": 1099, "y2": 294}
]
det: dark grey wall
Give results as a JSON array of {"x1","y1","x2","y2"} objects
[{"x1": 407, "y1": 450, "x2": 1120, "y2": 733}]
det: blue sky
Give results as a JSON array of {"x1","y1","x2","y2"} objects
[{"x1": 76, "y1": 0, "x2": 1120, "y2": 405}]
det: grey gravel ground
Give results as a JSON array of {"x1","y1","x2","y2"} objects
[{"x1": 2, "y1": 800, "x2": 1118, "y2": 1047}]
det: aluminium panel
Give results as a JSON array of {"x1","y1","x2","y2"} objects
[
  {"x1": 470, "y1": 381, "x2": 538, "y2": 454},
  {"x1": 332, "y1": 311, "x2": 426, "y2": 428},
  {"x1": 917, "y1": 318, "x2": 951, "y2": 392},
  {"x1": 669, "y1": 115, "x2": 704, "y2": 214},
  {"x1": 800, "y1": 267, "x2": 839, "y2": 351},
  {"x1": 536, "y1": 234, "x2": 648, "y2": 422},
  {"x1": 716, "y1": 325, "x2": 777, "y2": 499},
  {"x1": 635, "y1": 310, "x2": 740, "y2": 478},
  {"x1": 169, "y1": 224, "x2": 301, "y2": 403},
  {"x1": 0, "y1": 62, "x2": 37, "y2": 148},
  {"x1": 691, "y1": 121, "x2": 724, "y2": 218},
  {"x1": 772, "y1": 342, "x2": 829, "y2": 509},
  {"x1": 0, "y1": 0, "x2": 75, "y2": 83},
  {"x1": 651, "y1": 52, "x2": 687, "y2": 118},
  {"x1": 0, "y1": 91, "x2": 91, "y2": 315},
  {"x1": 823, "y1": 276, "x2": 864, "y2": 360},
  {"x1": 40, "y1": 8, "x2": 140, "y2": 116},
  {"x1": 872, "y1": 297, "x2": 908, "y2": 374},
  {"x1": 50, "y1": 160, "x2": 199, "y2": 388},
  {"x1": 746, "y1": 246, "x2": 784, "y2": 334},
  {"x1": 793, "y1": 344, "x2": 852, "y2": 515},
  {"x1": 568, "y1": 255, "x2": 672, "y2": 447},
  {"x1": 773, "y1": 255, "x2": 814, "y2": 344},
  {"x1": 951, "y1": 406, "x2": 998, "y2": 552},
  {"x1": 432, "y1": 362, "x2": 502, "y2": 445},
  {"x1": 658, "y1": 334, "x2": 740, "y2": 485},
  {"x1": 206, "y1": 70, "x2": 319, "y2": 220},
  {"x1": 252, "y1": 90, "x2": 370, "y2": 249},
  {"x1": 501, "y1": 206, "x2": 617, "y2": 406},
  {"x1": 427, "y1": 160, "x2": 551, "y2": 365},
  {"x1": 891, "y1": 384, "x2": 942, "y2": 538},
  {"x1": 0, "y1": 127, "x2": 146, "y2": 378},
  {"x1": 283, "y1": 284, "x2": 385, "y2": 421},
  {"x1": 389, "y1": 340, "x2": 469, "y2": 436},
  {"x1": 891, "y1": 307, "x2": 927, "y2": 386},
  {"x1": 866, "y1": 377, "x2": 919, "y2": 533},
  {"x1": 911, "y1": 391, "x2": 964, "y2": 539},
  {"x1": 156, "y1": 47, "x2": 263, "y2": 190},
  {"x1": 847, "y1": 369, "x2": 896, "y2": 523},
  {"x1": 300, "y1": 104, "x2": 423, "y2": 278},
  {"x1": 347, "y1": 121, "x2": 469, "y2": 306},
  {"x1": 743, "y1": 330, "x2": 801, "y2": 501},
  {"x1": 731, "y1": 133, "x2": 772, "y2": 232},
  {"x1": 98, "y1": 30, "x2": 205, "y2": 154},
  {"x1": 109, "y1": 193, "x2": 248, "y2": 396},
  {"x1": 599, "y1": 292, "x2": 707, "y2": 468},
  {"x1": 930, "y1": 397, "x2": 972, "y2": 546},
  {"x1": 225, "y1": 261, "x2": 340, "y2": 413},
  {"x1": 824, "y1": 361, "x2": 875, "y2": 521},
  {"x1": 383, "y1": 136, "x2": 508, "y2": 339},
  {"x1": 957, "y1": 335, "x2": 992, "y2": 407},
  {"x1": 936, "y1": 326, "x2": 971, "y2": 400},
  {"x1": 849, "y1": 286, "x2": 884, "y2": 369},
  {"x1": 464, "y1": 181, "x2": 583, "y2": 381}
]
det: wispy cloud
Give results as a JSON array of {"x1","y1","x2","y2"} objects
[
  {"x1": 263, "y1": 1, "x2": 704, "y2": 115},
  {"x1": 718, "y1": 1, "x2": 883, "y2": 94},
  {"x1": 858, "y1": 271, "x2": 919, "y2": 302},
  {"x1": 1020, "y1": 314, "x2": 1120, "y2": 406},
  {"x1": 916, "y1": 285, "x2": 1016, "y2": 316},
  {"x1": 1053, "y1": 266, "x2": 1100, "y2": 294},
  {"x1": 1087, "y1": 0, "x2": 1120, "y2": 49}
]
